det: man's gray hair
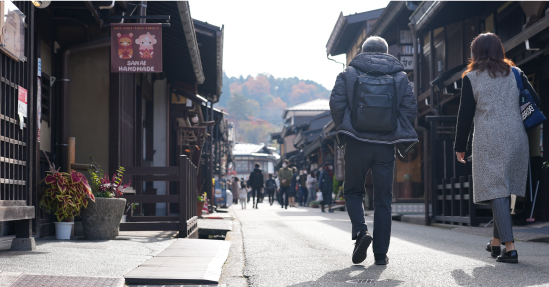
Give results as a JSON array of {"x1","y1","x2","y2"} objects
[{"x1": 362, "y1": 36, "x2": 388, "y2": 53}]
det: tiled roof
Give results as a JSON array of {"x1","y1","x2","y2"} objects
[
  {"x1": 233, "y1": 143, "x2": 265, "y2": 155},
  {"x1": 285, "y1": 99, "x2": 330, "y2": 111}
]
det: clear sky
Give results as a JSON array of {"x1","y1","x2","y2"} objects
[{"x1": 189, "y1": 0, "x2": 390, "y2": 90}]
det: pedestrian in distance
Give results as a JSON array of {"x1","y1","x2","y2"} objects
[
  {"x1": 248, "y1": 163, "x2": 264, "y2": 209},
  {"x1": 319, "y1": 163, "x2": 334, "y2": 213},
  {"x1": 239, "y1": 180, "x2": 248, "y2": 209},
  {"x1": 274, "y1": 172, "x2": 284, "y2": 207},
  {"x1": 289, "y1": 167, "x2": 298, "y2": 207},
  {"x1": 299, "y1": 170, "x2": 309, "y2": 206},
  {"x1": 278, "y1": 159, "x2": 293, "y2": 209},
  {"x1": 306, "y1": 172, "x2": 318, "y2": 206},
  {"x1": 330, "y1": 36, "x2": 418, "y2": 265},
  {"x1": 265, "y1": 173, "x2": 277, "y2": 206},
  {"x1": 455, "y1": 33, "x2": 540, "y2": 264}
]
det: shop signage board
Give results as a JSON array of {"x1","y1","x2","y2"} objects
[
  {"x1": 0, "y1": 0, "x2": 25, "y2": 61},
  {"x1": 335, "y1": 145, "x2": 345, "y2": 181},
  {"x1": 37, "y1": 78, "x2": 41, "y2": 142},
  {"x1": 18, "y1": 86, "x2": 27, "y2": 130},
  {"x1": 215, "y1": 178, "x2": 227, "y2": 205},
  {"x1": 111, "y1": 23, "x2": 162, "y2": 73},
  {"x1": 400, "y1": 55, "x2": 413, "y2": 71}
]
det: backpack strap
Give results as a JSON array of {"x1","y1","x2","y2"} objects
[{"x1": 511, "y1": 67, "x2": 524, "y2": 92}]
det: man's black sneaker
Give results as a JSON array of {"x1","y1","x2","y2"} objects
[
  {"x1": 497, "y1": 250, "x2": 518, "y2": 263},
  {"x1": 352, "y1": 230, "x2": 372, "y2": 264},
  {"x1": 328, "y1": 209, "x2": 334, "y2": 213},
  {"x1": 374, "y1": 255, "x2": 389, "y2": 265}
]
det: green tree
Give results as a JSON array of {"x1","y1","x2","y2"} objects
[{"x1": 228, "y1": 93, "x2": 251, "y2": 120}]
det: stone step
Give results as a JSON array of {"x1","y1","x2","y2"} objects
[{"x1": 124, "y1": 239, "x2": 230, "y2": 285}]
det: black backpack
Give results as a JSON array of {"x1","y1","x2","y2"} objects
[
  {"x1": 351, "y1": 68, "x2": 397, "y2": 133},
  {"x1": 266, "y1": 179, "x2": 275, "y2": 189}
]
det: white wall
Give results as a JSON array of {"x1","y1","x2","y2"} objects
[{"x1": 153, "y1": 79, "x2": 168, "y2": 215}]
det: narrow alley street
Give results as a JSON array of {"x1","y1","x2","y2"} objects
[{"x1": 227, "y1": 202, "x2": 549, "y2": 287}]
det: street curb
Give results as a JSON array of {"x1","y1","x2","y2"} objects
[{"x1": 218, "y1": 207, "x2": 247, "y2": 287}]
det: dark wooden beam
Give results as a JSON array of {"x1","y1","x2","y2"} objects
[{"x1": 84, "y1": 1, "x2": 103, "y2": 26}]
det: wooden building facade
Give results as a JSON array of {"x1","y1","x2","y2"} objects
[
  {"x1": 0, "y1": 1, "x2": 227, "y2": 248},
  {"x1": 327, "y1": 1, "x2": 549, "y2": 225}
]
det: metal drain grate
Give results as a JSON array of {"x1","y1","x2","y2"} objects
[{"x1": 347, "y1": 279, "x2": 376, "y2": 284}]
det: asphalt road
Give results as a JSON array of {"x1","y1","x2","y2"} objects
[{"x1": 230, "y1": 201, "x2": 549, "y2": 287}]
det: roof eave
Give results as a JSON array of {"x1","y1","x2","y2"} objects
[
  {"x1": 367, "y1": 1, "x2": 406, "y2": 38},
  {"x1": 178, "y1": 2, "x2": 205, "y2": 85},
  {"x1": 326, "y1": 12, "x2": 346, "y2": 56}
]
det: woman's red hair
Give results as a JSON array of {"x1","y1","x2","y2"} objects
[{"x1": 462, "y1": 33, "x2": 515, "y2": 78}]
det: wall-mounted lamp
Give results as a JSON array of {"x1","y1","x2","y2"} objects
[
  {"x1": 32, "y1": 1, "x2": 51, "y2": 8},
  {"x1": 192, "y1": 115, "x2": 199, "y2": 124}
]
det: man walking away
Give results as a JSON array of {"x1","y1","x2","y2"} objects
[
  {"x1": 248, "y1": 163, "x2": 264, "y2": 209},
  {"x1": 278, "y1": 159, "x2": 293, "y2": 209},
  {"x1": 265, "y1": 173, "x2": 277, "y2": 206},
  {"x1": 330, "y1": 36, "x2": 418, "y2": 265}
]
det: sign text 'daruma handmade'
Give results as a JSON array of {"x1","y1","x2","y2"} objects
[{"x1": 111, "y1": 23, "x2": 162, "y2": 73}]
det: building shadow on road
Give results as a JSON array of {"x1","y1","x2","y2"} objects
[
  {"x1": 451, "y1": 264, "x2": 549, "y2": 286},
  {"x1": 287, "y1": 264, "x2": 404, "y2": 287}
]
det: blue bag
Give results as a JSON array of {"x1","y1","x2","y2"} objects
[{"x1": 511, "y1": 67, "x2": 546, "y2": 131}]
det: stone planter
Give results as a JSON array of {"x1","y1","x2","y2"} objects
[
  {"x1": 335, "y1": 200, "x2": 345, "y2": 205},
  {"x1": 310, "y1": 204, "x2": 319, "y2": 208},
  {"x1": 197, "y1": 201, "x2": 205, "y2": 217},
  {"x1": 81, "y1": 197, "x2": 126, "y2": 240}
]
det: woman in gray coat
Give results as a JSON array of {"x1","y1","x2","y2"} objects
[{"x1": 455, "y1": 33, "x2": 540, "y2": 264}]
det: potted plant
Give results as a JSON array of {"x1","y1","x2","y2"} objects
[
  {"x1": 39, "y1": 156, "x2": 95, "y2": 240},
  {"x1": 197, "y1": 192, "x2": 206, "y2": 217},
  {"x1": 80, "y1": 158, "x2": 130, "y2": 240},
  {"x1": 309, "y1": 201, "x2": 320, "y2": 208}
]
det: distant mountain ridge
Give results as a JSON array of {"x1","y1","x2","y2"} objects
[{"x1": 218, "y1": 72, "x2": 331, "y2": 144}]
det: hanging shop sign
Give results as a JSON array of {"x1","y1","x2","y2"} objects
[
  {"x1": 335, "y1": 144, "x2": 345, "y2": 181},
  {"x1": 0, "y1": 1, "x2": 26, "y2": 61},
  {"x1": 111, "y1": 23, "x2": 162, "y2": 73},
  {"x1": 18, "y1": 86, "x2": 27, "y2": 130},
  {"x1": 37, "y1": 78, "x2": 41, "y2": 142},
  {"x1": 400, "y1": 55, "x2": 413, "y2": 71}
]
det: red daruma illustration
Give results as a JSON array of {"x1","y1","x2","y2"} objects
[{"x1": 135, "y1": 32, "x2": 157, "y2": 59}]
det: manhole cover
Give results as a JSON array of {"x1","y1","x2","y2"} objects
[{"x1": 347, "y1": 279, "x2": 376, "y2": 284}]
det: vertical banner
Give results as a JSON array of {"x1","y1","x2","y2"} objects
[
  {"x1": 335, "y1": 144, "x2": 345, "y2": 181},
  {"x1": 37, "y1": 78, "x2": 41, "y2": 142},
  {"x1": 17, "y1": 86, "x2": 27, "y2": 130},
  {"x1": 111, "y1": 23, "x2": 162, "y2": 73}
]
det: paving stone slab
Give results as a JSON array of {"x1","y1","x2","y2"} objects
[
  {"x1": 0, "y1": 271, "x2": 22, "y2": 287},
  {"x1": 124, "y1": 239, "x2": 230, "y2": 285},
  {"x1": 10, "y1": 274, "x2": 124, "y2": 287}
]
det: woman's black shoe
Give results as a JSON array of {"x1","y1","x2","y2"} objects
[
  {"x1": 486, "y1": 241, "x2": 502, "y2": 258},
  {"x1": 497, "y1": 250, "x2": 518, "y2": 263}
]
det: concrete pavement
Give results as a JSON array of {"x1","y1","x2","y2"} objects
[{"x1": 229, "y1": 202, "x2": 549, "y2": 287}]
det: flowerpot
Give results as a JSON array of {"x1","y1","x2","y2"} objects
[
  {"x1": 54, "y1": 222, "x2": 74, "y2": 240},
  {"x1": 311, "y1": 204, "x2": 319, "y2": 208},
  {"x1": 197, "y1": 201, "x2": 205, "y2": 217},
  {"x1": 335, "y1": 200, "x2": 345, "y2": 205},
  {"x1": 81, "y1": 197, "x2": 126, "y2": 240},
  {"x1": 120, "y1": 214, "x2": 126, "y2": 223}
]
